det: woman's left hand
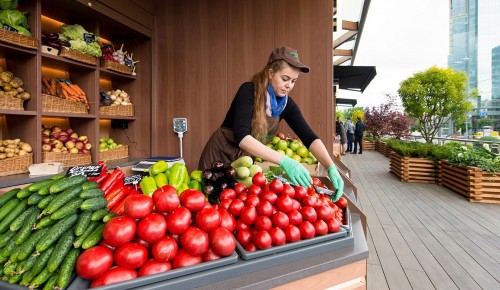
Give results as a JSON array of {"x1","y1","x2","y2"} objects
[{"x1": 327, "y1": 165, "x2": 344, "y2": 202}]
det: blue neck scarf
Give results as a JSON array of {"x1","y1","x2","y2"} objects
[{"x1": 266, "y1": 84, "x2": 287, "y2": 117}]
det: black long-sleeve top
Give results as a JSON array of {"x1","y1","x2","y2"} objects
[{"x1": 221, "y1": 82, "x2": 319, "y2": 148}]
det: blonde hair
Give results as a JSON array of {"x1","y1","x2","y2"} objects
[{"x1": 251, "y1": 60, "x2": 288, "y2": 141}]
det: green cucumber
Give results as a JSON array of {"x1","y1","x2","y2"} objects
[
  {"x1": 0, "y1": 230, "x2": 16, "y2": 248},
  {"x1": 50, "y1": 198, "x2": 84, "y2": 220},
  {"x1": 17, "y1": 227, "x2": 50, "y2": 261},
  {"x1": 74, "y1": 211, "x2": 92, "y2": 236},
  {"x1": 36, "y1": 214, "x2": 78, "y2": 253},
  {"x1": 82, "y1": 223, "x2": 105, "y2": 249},
  {"x1": 80, "y1": 197, "x2": 108, "y2": 211},
  {"x1": 16, "y1": 186, "x2": 32, "y2": 199},
  {"x1": 0, "y1": 198, "x2": 20, "y2": 222},
  {"x1": 103, "y1": 212, "x2": 118, "y2": 223},
  {"x1": 91, "y1": 208, "x2": 109, "y2": 222},
  {"x1": 30, "y1": 246, "x2": 54, "y2": 277},
  {"x1": 35, "y1": 215, "x2": 56, "y2": 229},
  {"x1": 50, "y1": 173, "x2": 67, "y2": 180},
  {"x1": 49, "y1": 175, "x2": 87, "y2": 194},
  {"x1": 37, "y1": 184, "x2": 52, "y2": 196},
  {"x1": 3, "y1": 260, "x2": 19, "y2": 276},
  {"x1": 17, "y1": 253, "x2": 37, "y2": 274},
  {"x1": 80, "y1": 187, "x2": 105, "y2": 199},
  {"x1": 37, "y1": 194, "x2": 55, "y2": 209},
  {"x1": 47, "y1": 229, "x2": 75, "y2": 272},
  {"x1": 9, "y1": 243, "x2": 24, "y2": 263},
  {"x1": 27, "y1": 193, "x2": 44, "y2": 205},
  {"x1": 43, "y1": 273, "x2": 59, "y2": 290},
  {"x1": 8, "y1": 272, "x2": 22, "y2": 284},
  {"x1": 0, "y1": 199, "x2": 28, "y2": 233},
  {"x1": 44, "y1": 184, "x2": 83, "y2": 214},
  {"x1": 20, "y1": 270, "x2": 35, "y2": 287},
  {"x1": 28, "y1": 178, "x2": 57, "y2": 193},
  {"x1": 10, "y1": 206, "x2": 38, "y2": 232},
  {"x1": 30, "y1": 267, "x2": 53, "y2": 288},
  {"x1": 73, "y1": 221, "x2": 99, "y2": 248},
  {"x1": 14, "y1": 209, "x2": 39, "y2": 245},
  {"x1": 57, "y1": 248, "x2": 79, "y2": 288},
  {"x1": 0, "y1": 188, "x2": 20, "y2": 208},
  {"x1": 82, "y1": 181, "x2": 99, "y2": 191},
  {"x1": 0, "y1": 242, "x2": 16, "y2": 263}
]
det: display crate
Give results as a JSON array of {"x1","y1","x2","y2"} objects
[
  {"x1": 58, "y1": 47, "x2": 98, "y2": 65},
  {"x1": 0, "y1": 28, "x2": 38, "y2": 49},
  {"x1": 101, "y1": 60, "x2": 133, "y2": 74},
  {"x1": 99, "y1": 145, "x2": 129, "y2": 161},
  {"x1": 390, "y1": 153, "x2": 438, "y2": 184},
  {"x1": 42, "y1": 94, "x2": 88, "y2": 114},
  {"x1": 99, "y1": 105, "x2": 134, "y2": 117},
  {"x1": 0, "y1": 153, "x2": 32, "y2": 176},
  {"x1": 42, "y1": 152, "x2": 91, "y2": 167},
  {"x1": 0, "y1": 94, "x2": 24, "y2": 110}
]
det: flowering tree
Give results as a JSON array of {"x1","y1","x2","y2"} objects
[{"x1": 389, "y1": 111, "x2": 414, "y2": 139}]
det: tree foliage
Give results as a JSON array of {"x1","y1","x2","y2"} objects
[
  {"x1": 398, "y1": 66, "x2": 475, "y2": 143},
  {"x1": 475, "y1": 118, "x2": 494, "y2": 129},
  {"x1": 363, "y1": 94, "x2": 413, "y2": 139}
]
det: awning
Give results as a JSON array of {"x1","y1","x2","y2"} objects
[
  {"x1": 334, "y1": 65, "x2": 376, "y2": 93},
  {"x1": 336, "y1": 98, "x2": 357, "y2": 107}
]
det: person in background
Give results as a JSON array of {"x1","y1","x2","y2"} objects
[
  {"x1": 344, "y1": 117, "x2": 355, "y2": 153},
  {"x1": 336, "y1": 117, "x2": 347, "y2": 155},
  {"x1": 353, "y1": 117, "x2": 366, "y2": 154},
  {"x1": 198, "y1": 46, "x2": 344, "y2": 200}
]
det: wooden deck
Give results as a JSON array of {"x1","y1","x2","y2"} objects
[{"x1": 342, "y1": 151, "x2": 500, "y2": 290}]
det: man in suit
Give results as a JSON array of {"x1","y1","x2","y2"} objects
[{"x1": 353, "y1": 117, "x2": 366, "y2": 154}]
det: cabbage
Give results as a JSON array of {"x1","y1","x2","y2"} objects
[
  {"x1": 0, "y1": 0, "x2": 18, "y2": 10},
  {"x1": 69, "y1": 39, "x2": 102, "y2": 57},
  {"x1": 60, "y1": 24, "x2": 87, "y2": 41}
]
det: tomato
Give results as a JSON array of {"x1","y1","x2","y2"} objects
[
  {"x1": 287, "y1": 209, "x2": 303, "y2": 226},
  {"x1": 271, "y1": 211, "x2": 290, "y2": 229},
  {"x1": 318, "y1": 195, "x2": 333, "y2": 207},
  {"x1": 313, "y1": 219, "x2": 328, "y2": 236},
  {"x1": 218, "y1": 199, "x2": 232, "y2": 209},
  {"x1": 235, "y1": 219, "x2": 250, "y2": 231},
  {"x1": 202, "y1": 248, "x2": 223, "y2": 261},
  {"x1": 124, "y1": 194, "x2": 154, "y2": 219},
  {"x1": 302, "y1": 195, "x2": 319, "y2": 208},
  {"x1": 284, "y1": 225, "x2": 301, "y2": 243},
  {"x1": 256, "y1": 200, "x2": 273, "y2": 217},
  {"x1": 180, "y1": 189, "x2": 206, "y2": 212},
  {"x1": 180, "y1": 227, "x2": 209, "y2": 256},
  {"x1": 195, "y1": 207, "x2": 221, "y2": 233},
  {"x1": 252, "y1": 172, "x2": 267, "y2": 186},
  {"x1": 281, "y1": 184, "x2": 295, "y2": 198},
  {"x1": 219, "y1": 188, "x2": 237, "y2": 201},
  {"x1": 233, "y1": 183, "x2": 247, "y2": 195},
  {"x1": 245, "y1": 242, "x2": 256, "y2": 252},
  {"x1": 114, "y1": 243, "x2": 149, "y2": 269},
  {"x1": 152, "y1": 185, "x2": 180, "y2": 212},
  {"x1": 172, "y1": 249, "x2": 202, "y2": 269},
  {"x1": 326, "y1": 217, "x2": 341, "y2": 233},
  {"x1": 240, "y1": 206, "x2": 257, "y2": 225},
  {"x1": 237, "y1": 192, "x2": 248, "y2": 201},
  {"x1": 300, "y1": 206, "x2": 317, "y2": 223},
  {"x1": 217, "y1": 208, "x2": 236, "y2": 233},
  {"x1": 90, "y1": 266, "x2": 137, "y2": 288},
  {"x1": 167, "y1": 207, "x2": 192, "y2": 235},
  {"x1": 269, "y1": 179, "x2": 283, "y2": 193},
  {"x1": 99, "y1": 240, "x2": 116, "y2": 252},
  {"x1": 261, "y1": 190, "x2": 278, "y2": 204},
  {"x1": 210, "y1": 227, "x2": 236, "y2": 256},
  {"x1": 293, "y1": 186, "x2": 307, "y2": 201},
  {"x1": 103, "y1": 216, "x2": 137, "y2": 247},
  {"x1": 315, "y1": 205, "x2": 333, "y2": 221},
  {"x1": 236, "y1": 229, "x2": 252, "y2": 247},
  {"x1": 299, "y1": 221, "x2": 316, "y2": 239},
  {"x1": 138, "y1": 259, "x2": 172, "y2": 277},
  {"x1": 276, "y1": 195, "x2": 293, "y2": 213},
  {"x1": 268, "y1": 227, "x2": 286, "y2": 246},
  {"x1": 137, "y1": 213, "x2": 167, "y2": 243},
  {"x1": 254, "y1": 216, "x2": 272, "y2": 231},
  {"x1": 228, "y1": 199, "x2": 245, "y2": 217},
  {"x1": 335, "y1": 197, "x2": 348, "y2": 209},
  {"x1": 247, "y1": 184, "x2": 263, "y2": 196},
  {"x1": 312, "y1": 177, "x2": 324, "y2": 187},
  {"x1": 244, "y1": 194, "x2": 260, "y2": 207},
  {"x1": 291, "y1": 199, "x2": 301, "y2": 211},
  {"x1": 76, "y1": 246, "x2": 113, "y2": 280},
  {"x1": 151, "y1": 236, "x2": 178, "y2": 262},
  {"x1": 253, "y1": 230, "x2": 272, "y2": 250},
  {"x1": 329, "y1": 203, "x2": 339, "y2": 213}
]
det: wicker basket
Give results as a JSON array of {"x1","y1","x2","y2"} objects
[
  {"x1": 101, "y1": 60, "x2": 133, "y2": 74},
  {"x1": 99, "y1": 105, "x2": 134, "y2": 117},
  {"x1": 0, "y1": 29, "x2": 37, "y2": 50},
  {"x1": 0, "y1": 94, "x2": 24, "y2": 110},
  {"x1": 42, "y1": 152, "x2": 91, "y2": 167},
  {"x1": 58, "y1": 47, "x2": 98, "y2": 65},
  {"x1": 99, "y1": 145, "x2": 129, "y2": 161},
  {"x1": 0, "y1": 153, "x2": 33, "y2": 177},
  {"x1": 42, "y1": 94, "x2": 88, "y2": 114}
]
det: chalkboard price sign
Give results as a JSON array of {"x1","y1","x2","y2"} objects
[
  {"x1": 67, "y1": 165, "x2": 103, "y2": 177},
  {"x1": 83, "y1": 33, "x2": 96, "y2": 43},
  {"x1": 3, "y1": 25, "x2": 18, "y2": 33},
  {"x1": 124, "y1": 174, "x2": 144, "y2": 185}
]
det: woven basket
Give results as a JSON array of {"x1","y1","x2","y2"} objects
[
  {"x1": 0, "y1": 153, "x2": 33, "y2": 176},
  {"x1": 42, "y1": 94, "x2": 88, "y2": 114},
  {"x1": 42, "y1": 152, "x2": 91, "y2": 167},
  {"x1": 99, "y1": 145, "x2": 129, "y2": 161},
  {"x1": 99, "y1": 105, "x2": 134, "y2": 117},
  {"x1": 58, "y1": 47, "x2": 98, "y2": 65},
  {"x1": 0, "y1": 29, "x2": 37, "y2": 50},
  {"x1": 0, "y1": 94, "x2": 24, "y2": 110},
  {"x1": 101, "y1": 60, "x2": 133, "y2": 74}
]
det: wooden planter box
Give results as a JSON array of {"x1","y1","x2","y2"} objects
[
  {"x1": 376, "y1": 140, "x2": 393, "y2": 157},
  {"x1": 362, "y1": 140, "x2": 375, "y2": 150},
  {"x1": 390, "y1": 153, "x2": 438, "y2": 184},
  {"x1": 438, "y1": 160, "x2": 500, "y2": 204}
]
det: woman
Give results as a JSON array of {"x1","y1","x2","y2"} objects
[
  {"x1": 198, "y1": 47, "x2": 344, "y2": 201},
  {"x1": 336, "y1": 117, "x2": 347, "y2": 155}
]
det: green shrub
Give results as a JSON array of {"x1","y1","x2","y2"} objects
[{"x1": 448, "y1": 146, "x2": 500, "y2": 172}]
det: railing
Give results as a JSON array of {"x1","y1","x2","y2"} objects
[{"x1": 433, "y1": 137, "x2": 499, "y2": 154}]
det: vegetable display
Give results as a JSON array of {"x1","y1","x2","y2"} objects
[
  {"x1": 0, "y1": 66, "x2": 31, "y2": 101},
  {"x1": 0, "y1": 138, "x2": 32, "y2": 160},
  {"x1": 0, "y1": 9, "x2": 31, "y2": 36},
  {"x1": 58, "y1": 24, "x2": 102, "y2": 57}
]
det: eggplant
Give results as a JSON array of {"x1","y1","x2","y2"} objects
[
  {"x1": 202, "y1": 169, "x2": 213, "y2": 181},
  {"x1": 203, "y1": 183, "x2": 215, "y2": 196},
  {"x1": 224, "y1": 166, "x2": 236, "y2": 179},
  {"x1": 211, "y1": 160, "x2": 225, "y2": 173}
]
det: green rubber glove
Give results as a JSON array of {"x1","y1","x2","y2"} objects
[
  {"x1": 327, "y1": 165, "x2": 344, "y2": 202},
  {"x1": 279, "y1": 156, "x2": 313, "y2": 187}
]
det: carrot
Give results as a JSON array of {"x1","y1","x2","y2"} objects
[
  {"x1": 42, "y1": 77, "x2": 53, "y2": 95},
  {"x1": 60, "y1": 82, "x2": 78, "y2": 96},
  {"x1": 71, "y1": 84, "x2": 85, "y2": 96},
  {"x1": 61, "y1": 88, "x2": 70, "y2": 99},
  {"x1": 50, "y1": 78, "x2": 57, "y2": 95}
]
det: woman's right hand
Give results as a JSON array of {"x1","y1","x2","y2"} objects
[{"x1": 279, "y1": 156, "x2": 313, "y2": 187}]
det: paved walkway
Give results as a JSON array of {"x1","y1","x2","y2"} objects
[{"x1": 341, "y1": 151, "x2": 500, "y2": 290}]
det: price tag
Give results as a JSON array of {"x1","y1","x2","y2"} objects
[
  {"x1": 57, "y1": 78, "x2": 72, "y2": 85},
  {"x1": 124, "y1": 57, "x2": 134, "y2": 68},
  {"x1": 3, "y1": 25, "x2": 18, "y2": 33},
  {"x1": 83, "y1": 33, "x2": 96, "y2": 44},
  {"x1": 67, "y1": 165, "x2": 103, "y2": 177},
  {"x1": 124, "y1": 174, "x2": 144, "y2": 185}
]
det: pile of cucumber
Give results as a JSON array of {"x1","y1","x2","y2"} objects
[{"x1": 0, "y1": 173, "x2": 113, "y2": 289}]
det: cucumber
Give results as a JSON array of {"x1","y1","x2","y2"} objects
[
  {"x1": 16, "y1": 186, "x2": 32, "y2": 199},
  {"x1": 8, "y1": 273, "x2": 22, "y2": 284},
  {"x1": 10, "y1": 206, "x2": 38, "y2": 232},
  {"x1": 0, "y1": 242, "x2": 16, "y2": 263},
  {"x1": 14, "y1": 209, "x2": 39, "y2": 245},
  {"x1": 0, "y1": 199, "x2": 28, "y2": 233},
  {"x1": 74, "y1": 211, "x2": 92, "y2": 236},
  {"x1": 37, "y1": 194, "x2": 55, "y2": 209},
  {"x1": 20, "y1": 270, "x2": 35, "y2": 287},
  {"x1": 80, "y1": 197, "x2": 108, "y2": 211},
  {"x1": 37, "y1": 184, "x2": 52, "y2": 196},
  {"x1": 17, "y1": 227, "x2": 50, "y2": 261},
  {"x1": 47, "y1": 229, "x2": 75, "y2": 272},
  {"x1": 80, "y1": 187, "x2": 105, "y2": 199},
  {"x1": 9, "y1": 243, "x2": 24, "y2": 263},
  {"x1": 103, "y1": 212, "x2": 118, "y2": 223},
  {"x1": 28, "y1": 178, "x2": 57, "y2": 193},
  {"x1": 30, "y1": 246, "x2": 54, "y2": 278},
  {"x1": 82, "y1": 181, "x2": 99, "y2": 191},
  {"x1": 44, "y1": 184, "x2": 83, "y2": 214},
  {"x1": 73, "y1": 221, "x2": 98, "y2": 248},
  {"x1": 30, "y1": 267, "x2": 52, "y2": 288},
  {"x1": 27, "y1": 193, "x2": 44, "y2": 205},
  {"x1": 50, "y1": 173, "x2": 67, "y2": 180},
  {"x1": 35, "y1": 215, "x2": 56, "y2": 229},
  {"x1": 50, "y1": 198, "x2": 84, "y2": 220},
  {"x1": 3, "y1": 260, "x2": 19, "y2": 275},
  {"x1": 91, "y1": 208, "x2": 109, "y2": 222},
  {"x1": 0, "y1": 188, "x2": 20, "y2": 208},
  {"x1": 17, "y1": 253, "x2": 37, "y2": 274},
  {"x1": 43, "y1": 273, "x2": 59, "y2": 290},
  {"x1": 0, "y1": 230, "x2": 16, "y2": 248},
  {"x1": 49, "y1": 175, "x2": 87, "y2": 194},
  {"x1": 36, "y1": 214, "x2": 78, "y2": 253},
  {"x1": 82, "y1": 223, "x2": 105, "y2": 249},
  {"x1": 0, "y1": 198, "x2": 20, "y2": 222},
  {"x1": 57, "y1": 248, "x2": 79, "y2": 288}
]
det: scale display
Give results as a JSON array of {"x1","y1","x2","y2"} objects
[{"x1": 173, "y1": 118, "x2": 187, "y2": 133}]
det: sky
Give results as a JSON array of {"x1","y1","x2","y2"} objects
[{"x1": 336, "y1": 0, "x2": 450, "y2": 109}]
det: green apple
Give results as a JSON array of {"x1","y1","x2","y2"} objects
[
  {"x1": 302, "y1": 157, "x2": 313, "y2": 165},
  {"x1": 291, "y1": 154, "x2": 302, "y2": 162},
  {"x1": 266, "y1": 143, "x2": 274, "y2": 149},
  {"x1": 276, "y1": 149, "x2": 286, "y2": 155},
  {"x1": 277, "y1": 140, "x2": 288, "y2": 151},
  {"x1": 289, "y1": 140, "x2": 301, "y2": 152},
  {"x1": 271, "y1": 136, "x2": 281, "y2": 145},
  {"x1": 296, "y1": 146, "x2": 309, "y2": 158},
  {"x1": 285, "y1": 148, "x2": 294, "y2": 157}
]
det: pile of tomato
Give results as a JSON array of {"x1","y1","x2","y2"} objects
[
  {"x1": 214, "y1": 173, "x2": 348, "y2": 251},
  {"x1": 75, "y1": 185, "x2": 237, "y2": 287}
]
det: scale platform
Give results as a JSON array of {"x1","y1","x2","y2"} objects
[{"x1": 131, "y1": 156, "x2": 185, "y2": 172}]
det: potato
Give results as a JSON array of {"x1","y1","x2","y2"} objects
[
  {"x1": 7, "y1": 144, "x2": 17, "y2": 149},
  {"x1": 20, "y1": 143, "x2": 32, "y2": 153},
  {"x1": 13, "y1": 139, "x2": 20, "y2": 145},
  {"x1": 0, "y1": 153, "x2": 5, "y2": 159},
  {"x1": 6, "y1": 152, "x2": 14, "y2": 158},
  {"x1": 18, "y1": 150, "x2": 27, "y2": 156}
]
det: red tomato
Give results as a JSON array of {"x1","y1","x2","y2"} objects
[
  {"x1": 271, "y1": 211, "x2": 290, "y2": 229},
  {"x1": 329, "y1": 203, "x2": 339, "y2": 213},
  {"x1": 152, "y1": 185, "x2": 180, "y2": 212},
  {"x1": 218, "y1": 198, "x2": 232, "y2": 209},
  {"x1": 326, "y1": 217, "x2": 341, "y2": 233},
  {"x1": 268, "y1": 227, "x2": 286, "y2": 246},
  {"x1": 180, "y1": 227, "x2": 209, "y2": 256},
  {"x1": 240, "y1": 206, "x2": 257, "y2": 225},
  {"x1": 167, "y1": 207, "x2": 192, "y2": 235},
  {"x1": 261, "y1": 190, "x2": 278, "y2": 204},
  {"x1": 233, "y1": 183, "x2": 247, "y2": 195},
  {"x1": 253, "y1": 230, "x2": 272, "y2": 250},
  {"x1": 138, "y1": 259, "x2": 172, "y2": 277},
  {"x1": 219, "y1": 188, "x2": 237, "y2": 201},
  {"x1": 114, "y1": 243, "x2": 149, "y2": 269},
  {"x1": 335, "y1": 197, "x2": 348, "y2": 209},
  {"x1": 137, "y1": 213, "x2": 167, "y2": 243},
  {"x1": 217, "y1": 208, "x2": 236, "y2": 233},
  {"x1": 196, "y1": 208, "x2": 221, "y2": 232},
  {"x1": 299, "y1": 221, "x2": 316, "y2": 239},
  {"x1": 180, "y1": 189, "x2": 206, "y2": 212},
  {"x1": 235, "y1": 219, "x2": 250, "y2": 231},
  {"x1": 124, "y1": 194, "x2": 154, "y2": 219},
  {"x1": 312, "y1": 177, "x2": 324, "y2": 187},
  {"x1": 287, "y1": 209, "x2": 303, "y2": 226},
  {"x1": 202, "y1": 248, "x2": 223, "y2": 262},
  {"x1": 244, "y1": 194, "x2": 260, "y2": 207},
  {"x1": 252, "y1": 172, "x2": 267, "y2": 186},
  {"x1": 238, "y1": 192, "x2": 248, "y2": 201},
  {"x1": 245, "y1": 242, "x2": 256, "y2": 252},
  {"x1": 99, "y1": 240, "x2": 116, "y2": 252},
  {"x1": 151, "y1": 236, "x2": 178, "y2": 262},
  {"x1": 76, "y1": 246, "x2": 113, "y2": 280},
  {"x1": 276, "y1": 195, "x2": 293, "y2": 213},
  {"x1": 293, "y1": 186, "x2": 307, "y2": 201},
  {"x1": 302, "y1": 195, "x2": 319, "y2": 208},
  {"x1": 281, "y1": 184, "x2": 295, "y2": 198},
  {"x1": 228, "y1": 199, "x2": 245, "y2": 217},
  {"x1": 90, "y1": 267, "x2": 137, "y2": 288},
  {"x1": 256, "y1": 200, "x2": 273, "y2": 217},
  {"x1": 131, "y1": 236, "x2": 151, "y2": 250},
  {"x1": 284, "y1": 225, "x2": 301, "y2": 243},
  {"x1": 316, "y1": 205, "x2": 334, "y2": 221},
  {"x1": 269, "y1": 179, "x2": 283, "y2": 193},
  {"x1": 210, "y1": 227, "x2": 236, "y2": 256},
  {"x1": 247, "y1": 184, "x2": 263, "y2": 196},
  {"x1": 172, "y1": 249, "x2": 202, "y2": 269},
  {"x1": 103, "y1": 216, "x2": 137, "y2": 247},
  {"x1": 291, "y1": 199, "x2": 301, "y2": 211},
  {"x1": 254, "y1": 216, "x2": 272, "y2": 231},
  {"x1": 318, "y1": 195, "x2": 333, "y2": 207},
  {"x1": 236, "y1": 229, "x2": 252, "y2": 247},
  {"x1": 300, "y1": 206, "x2": 317, "y2": 223},
  {"x1": 314, "y1": 219, "x2": 328, "y2": 236}
]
